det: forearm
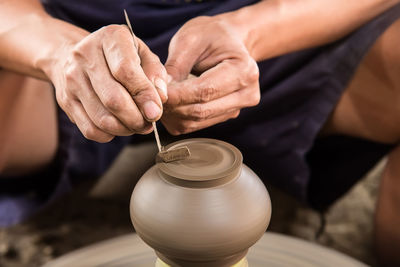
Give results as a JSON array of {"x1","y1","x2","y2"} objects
[
  {"x1": 0, "y1": 0, "x2": 88, "y2": 80},
  {"x1": 222, "y1": 0, "x2": 400, "y2": 61}
]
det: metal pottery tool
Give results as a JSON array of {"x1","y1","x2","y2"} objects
[{"x1": 124, "y1": 10, "x2": 190, "y2": 163}]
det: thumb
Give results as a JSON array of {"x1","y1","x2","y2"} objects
[
  {"x1": 137, "y1": 39, "x2": 169, "y2": 103},
  {"x1": 165, "y1": 33, "x2": 203, "y2": 82}
]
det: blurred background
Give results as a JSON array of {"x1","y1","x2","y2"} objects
[{"x1": 0, "y1": 142, "x2": 384, "y2": 267}]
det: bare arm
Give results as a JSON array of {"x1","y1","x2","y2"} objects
[
  {"x1": 223, "y1": 0, "x2": 400, "y2": 61},
  {"x1": 0, "y1": 0, "x2": 168, "y2": 142},
  {"x1": 0, "y1": 0, "x2": 86, "y2": 80},
  {"x1": 163, "y1": 0, "x2": 400, "y2": 134}
]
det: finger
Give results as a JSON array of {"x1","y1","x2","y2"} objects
[
  {"x1": 84, "y1": 50, "x2": 152, "y2": 134},
  {"x1": 164, "y1": 31, "x2": 203, "y2": 81},
  {"x1": 165, "y1": 85, "x2": 260, "y2": 121},
  {"x1": 75, "y1": 73, "x2": 134, "y2": 136},
  {"x1": 102, "y1": 26, "x2": 163, "y2": 122},
  {"x1": 85, "y1": 62, "x2": 152, "y2": 134},
  {"x1": 70, "y1": 100, "x2": 115, "y2": 143},
  {"x1": 137, "y1": 39, "x2": 168, "y2": 103},
  {"x1": 191, "y1": 41, "x2": 248, "y2": 75},
  {"x1": 161, "y1": 110, "x2": 240, "y2": 136},
  {"x1": 167, "y1": 59, "x2": 259, "y2": 105}
]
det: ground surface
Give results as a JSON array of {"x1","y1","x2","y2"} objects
[{"x1": 0, "y1": 143, "x2": 384, "y2": 267}]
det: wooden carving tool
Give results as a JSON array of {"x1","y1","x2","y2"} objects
[{"x1": 124, "y1": 10, "x2": 190, "y2": 163}]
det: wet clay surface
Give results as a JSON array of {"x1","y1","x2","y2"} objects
[
  {"x1": 130, "y1": 138, "x2": 271, "y2": 267},
  {"x1": 131, "y1": 139, "x2": 270, "y2": 266},
  {"x1": 0, "y1": 144, "x2": 384, "y2": 267}
]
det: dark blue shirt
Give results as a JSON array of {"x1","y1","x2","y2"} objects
[
  {"x1": 1, "y1": 0, "x2": 399, "y2": 226},
  {"x1": 41, "y1": 0, "x2": 260, "y2": 62}
]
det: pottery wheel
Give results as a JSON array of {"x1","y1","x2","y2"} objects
[{"x1": 43, "y1": 233, "x2": 366, "y2": 267}]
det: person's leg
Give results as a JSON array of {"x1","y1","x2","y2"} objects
[
  {"x1": 322, "y1": 19, "x2": 400, "y2": 266},
  {"x1": 0, "y1": 69, "x2": 58, "y2": 176}
]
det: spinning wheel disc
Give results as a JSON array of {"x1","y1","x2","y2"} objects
[{"x1": 43, "y1": 233, "x2": 366, "y2": 267}]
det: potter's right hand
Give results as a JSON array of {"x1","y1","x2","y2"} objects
[{"x1": 48, "y1": 25, "x2": 168, "y2": 142}]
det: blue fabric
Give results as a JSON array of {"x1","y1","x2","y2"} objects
[
  {"x1": 41, "y1": 0, "x2": 260, "y2": 62},
  {"x1": 1, "y1": 0, "x2": 400, "y2": 226}
]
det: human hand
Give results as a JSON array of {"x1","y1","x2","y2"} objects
[
  {"x1": 48, "y1": 25, "x2": 168, "y2": 142},
  {"x1": 162, "y1": 16, "x2": 260, "y2": 135}
]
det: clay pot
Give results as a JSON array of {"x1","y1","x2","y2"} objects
[{"x1": 130, "y1": 138, "x2": 271, "y2": 267}]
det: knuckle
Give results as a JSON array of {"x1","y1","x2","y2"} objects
[
  {"x1": 64, "y1": 64, "x2": 80, "y2": 85},
  {"x1": 97, "y1": 135, "x2": 114, "y2": 143},
  {"x1": 185, "y1": 16, "x2": 213, "y2": 31},
  {"x1": 55, "y1": 89, "x2": 65, "y2": 106},
  {"x1": 182, "y1": 34, "x2": 199, "y2": 47},
  {"x1": 114, "y1": 25, "x2": 130, "y2": 37},
  {"x1": 177, "y1": 120, "x2": 196, "y2": 134},
  {"x1": 71, "y1": 46, "x2": 83, "y2": 59},
  {"x1": 128, "y1": 118, "x2": 148, "y2": 133},
  {"x1": 97, "y1": 115, "x2": 118, "y2": 132},
  {"x1": 246, "y1": 59, "x2": 260, "y2": 83},
  {"x1": 101, "y1": 24, "x2": 122, "y2": 35},
  {"x1": 64, "y1": 69, "x2": 85, "y2": 97},
  {"x1": 137, "y1": 125, "x2": 153, "y2": 135},
  {"x1": 144, "y1": 58, "x2": 162, "y2": 70},
  {"x1": 191, "y1": 104, "x2": 211, "y2": 121},
  {"x1": 244, "y1": 89, "x2": 260, "y2": 107},
  {"x1": 101, "y1": 25, "x2": 134, "y2": 53},
  {"x1": 173, "y1": 30, "x2": 200, "y2": 47},
  {"x1": 81, "y1": 123, "x2": 97, "y2": 141},
  {"x1": 56, "y1": 90, "x2": 71, "y2": 111},
  {"x1": 64, "y1": 66, "x2": 74, "y2": 81},
  {"x1": 103, "y1": 136, "x2": 115, "y2": 143},
  {"x1": 81, "y1": 123, "x2": 113, "y2": 143},
  {"x1": 249, "y1": 89, "x2": 261, "y2": 106},
  {"x1": 144, "y1": 60, "x2": 166, "y2": 80},
  {"x1": 197, "y1": 84, "x2": 216, "y2": 103},
  {"x1": 103, "y1": 93, "x2": 124, "y2": 112},
  {"x1": 238, "y1": 59, "x2": 259, "y2": 87},
  {"x1": 70, "y1": 43, "x2": 93, "y2": 63},
  {"x1": 112, "y1": 59, "x2": 135, "y2": 82},
  {"x1": 131, "y1": 81, "x2": 153, "y2": 97}
]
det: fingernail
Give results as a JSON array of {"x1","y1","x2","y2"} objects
[
  {"x1": 154, "y1": 78, "x2": 168, "y2": 99},
  {"x1": 143, "y1": 101, "x2": 161, "y2": 121}
]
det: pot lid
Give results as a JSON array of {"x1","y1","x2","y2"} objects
[{"x1": 157, "y1": 138, "x2": 242, "y2": 182}]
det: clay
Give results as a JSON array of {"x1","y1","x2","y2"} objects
[
  {"x1": 156, "y1": 146, "x2": 191, "y2": 163},
  {"x1": 130, "y1": 138, "x2": 271, "y2": 267},
  {"x1": 43, "y1": 233, "x2": 368, "y2": 267}
]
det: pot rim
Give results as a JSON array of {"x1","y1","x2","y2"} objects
[{"x1": 156, "y1": 138, "x2": 243, "y2": 183}]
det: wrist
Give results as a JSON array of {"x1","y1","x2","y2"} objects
[
  {"x1": 217, "y1": 1, "x2": 277, "y2": 61},
  {"x1": 34, "y1": 17, "x2": 88, "y2": 81}
]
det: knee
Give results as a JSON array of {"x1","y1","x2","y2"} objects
[
  {"x1": 0, "y1": 115, "x2": 58, "y2": 177},
  {"x1": 0, "y1": 143, "x2": 58, "y2": 177},
  {"x1": 0, "y1": 73, "x2": 58, "y2": 176}
]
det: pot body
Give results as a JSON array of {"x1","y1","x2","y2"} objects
[{"x1": 130, "y1": 139, "x2": 271, "y2": 266}]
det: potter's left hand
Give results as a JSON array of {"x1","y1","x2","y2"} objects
[{"x1": 162, "y1": 15, "x2": 260, "y2": 135}]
